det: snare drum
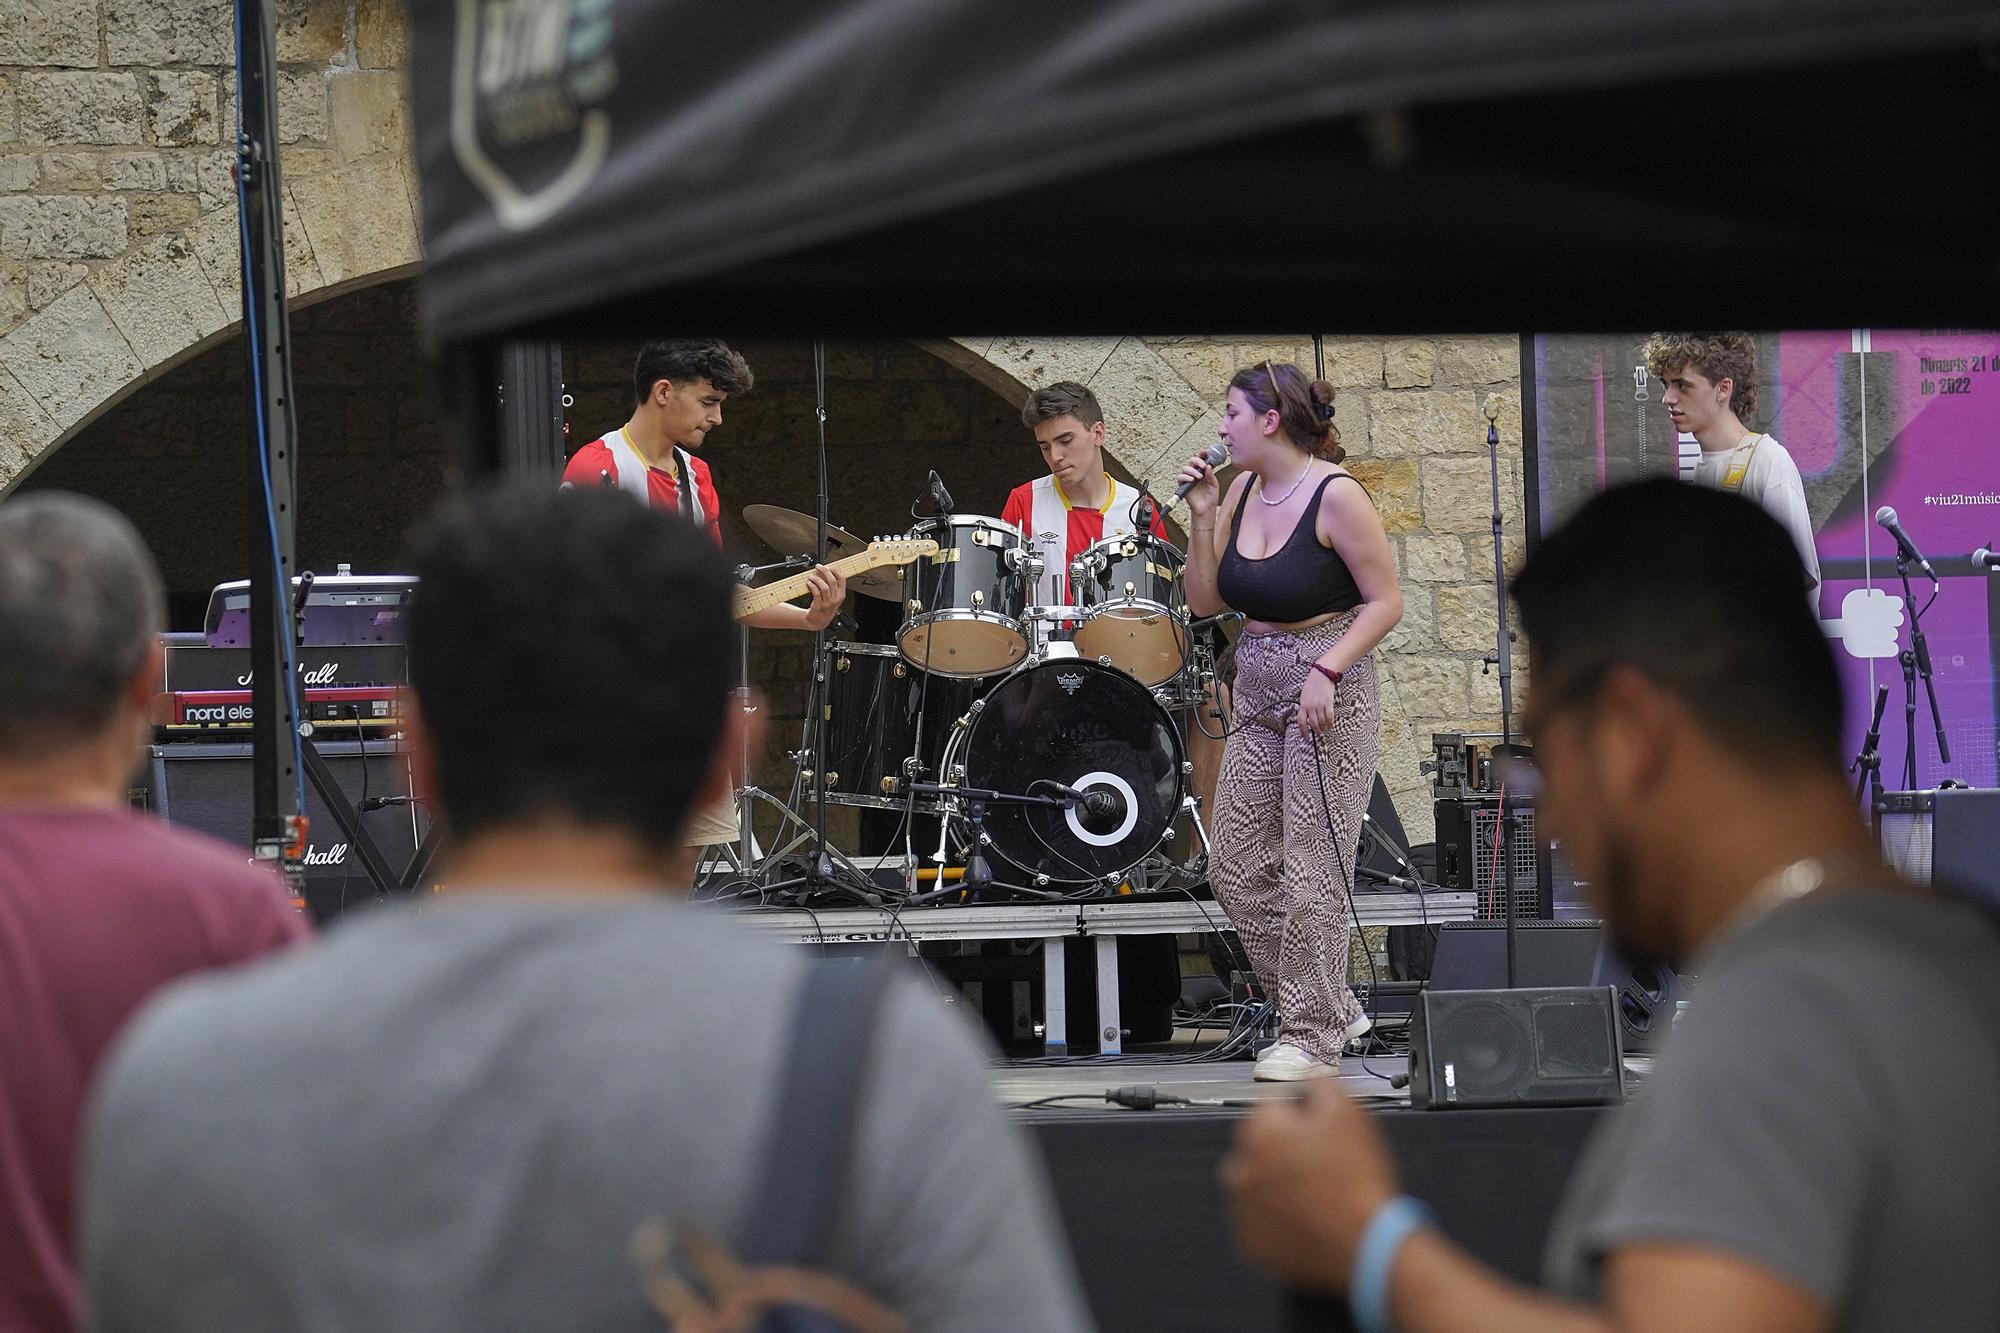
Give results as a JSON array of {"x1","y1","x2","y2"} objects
[
  {"x1": 1072, "y1": 533, "x2": 1188, "y2": 687},
  {"x1": 898, "y1": 515, "x2": 1029, "y2": 678},
  {"x1": 823, "y1": 642, "x2": 982, "y2": 810}
]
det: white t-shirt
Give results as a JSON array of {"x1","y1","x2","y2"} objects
[{"x1": 1691, "y1": 434, "x2": 1822, "y2": 593}]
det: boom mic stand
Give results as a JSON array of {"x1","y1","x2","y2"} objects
[
  {"x1": 1893, "y1": 550, "x2": 1950, "y2": 787},
  {"x1": 1478, "y1": 393, "x2": 1524, "y2": 987}
]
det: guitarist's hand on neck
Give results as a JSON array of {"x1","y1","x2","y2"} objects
[{"x1": 740, "y1": 564, "x2": 848, "y2": 631}]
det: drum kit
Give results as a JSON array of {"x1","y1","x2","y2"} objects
[{"x1": 712, "y1": 495, "x2": 1230, "y2": 901}]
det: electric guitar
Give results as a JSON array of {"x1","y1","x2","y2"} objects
[{"x1": 733, "y1": 537, "x2": 937, "y2": 620}]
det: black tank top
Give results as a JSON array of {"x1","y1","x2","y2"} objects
[{"x1": 1215, "y1": 473, "x2": 1366, "y2": 623}]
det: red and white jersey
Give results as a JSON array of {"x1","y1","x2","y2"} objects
[
  {"x1": 562, "y1": 428, "x2": 723, "y2": 548},
  {"x1": 1001, "y1": 472, "x2": 1169, "y2": 605}
]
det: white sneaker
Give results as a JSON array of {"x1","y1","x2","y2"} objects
[{"x1": 1253, "y1": 1041, "x2": 1340, "y2": 1082}]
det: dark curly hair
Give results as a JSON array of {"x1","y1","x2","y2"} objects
[
  {"x1": 632, "y1": 338, "x2": 754, "y2": 406},
  {"x1": 1642, "y1": 332, "x2": 1759, "y2": 425},
  {"x1": 406, "y1": 485, "x2": 735, "y2": 848}
]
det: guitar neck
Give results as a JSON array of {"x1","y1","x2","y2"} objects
[{"x1": 733, "y1": 548, "x2": 888, "y2": 620}]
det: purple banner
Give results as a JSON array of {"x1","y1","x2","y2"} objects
[{"x1": 1529, "y1": 331, "x2": 2000, "y2": 791}]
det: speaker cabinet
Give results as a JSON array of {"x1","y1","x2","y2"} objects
[
  {"x1": 1428, "y1": 919, "x2": 1603, "y2": 991},
  {"x1": 140, "y1": 741, "x2": 425, "y2": 925},
  {"x1": 1408, "y1": 987, "x2": 1625, "y2": 1109},
  {"x1": 1879, "y1": 788, "x2": 2000, "y2": 911},
  {"x1": 1435, "y1": 796, "x2": 1553, "y2": 919},
  {"x1": 1590, "y1": 948, "x2": 1687, "y2": 1054}
]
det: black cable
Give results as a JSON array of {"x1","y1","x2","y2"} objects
[
  {"x1": 1009, "y1": 1085, "x2": 1197, "y2": 1112},
  {"x1": 1310, "y1": 729, "x2": 1396, "y2": 1084}
]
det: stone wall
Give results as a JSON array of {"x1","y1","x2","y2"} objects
[{"x1": 0, "y1": 0, "x2": 419, "y2": 490}]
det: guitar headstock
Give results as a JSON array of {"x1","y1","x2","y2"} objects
[{"x1": 866, "y1": 537, "x2": 940, "y2": 566}]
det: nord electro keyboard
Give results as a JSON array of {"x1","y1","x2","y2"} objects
[{"x1": 154, "y1": 685, "x2": 403, "y2": 732}]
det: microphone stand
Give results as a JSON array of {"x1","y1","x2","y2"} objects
[
  {"x1": 1893, "y1": 552, "x2": 1951, "y2": 787},
  {"x1": 759, "y1": 343, "x2": 875, "y2": 906},
  {"x1": 902, "y1": 783, "x2": 1074, "y2": 905},
  {"x1": 1479, "y1": 397, "x2": 1522, "y2": 987},
  {"x1": 1851, "y1": 684, "x2": 1889, "y2": 826}
]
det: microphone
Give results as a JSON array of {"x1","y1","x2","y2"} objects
[
  {"x1": 1875, "y1": 507, "x2": 1937, "y2": 581},
  {"x1": 1077, "y1": 787, "x2": 1125, "y2": 832},
  {"x1": 929, "y1": 469, "x2": 954, "y2": 515},
  {"x1": 1973, "y1": 546, "x2": 1998, "y2": 571},
  {"x1": 1482, "y1": 393, "x2": 1502, "y2": 424},
  {"x1": 1041, "y1": 782, "x2": 1127, "y2": 832},
  {"x1": 1174, "y1": 442, "x2": 1229, "y2": 502},
  {"x1": 1357, "y1": 865, "x2": 1424, "y2": 892},
  {"x1": 358, "y1": 795, "x2": 412, "y2": 813}
]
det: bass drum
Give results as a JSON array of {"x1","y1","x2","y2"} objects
[{"x1": 960, "y1": 659, "x2": 1186, "y2": 884}]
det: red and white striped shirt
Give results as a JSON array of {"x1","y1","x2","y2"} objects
[{"x1": 562, "y1": 429, "x2": 723, "y2": 548}]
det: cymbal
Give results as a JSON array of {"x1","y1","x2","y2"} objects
[{"x1": 740, "y1": 505, "x2": 903, "y2": 599}]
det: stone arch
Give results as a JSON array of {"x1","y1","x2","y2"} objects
[{"x1": 1, "y1": 157, "x2": 423, "y2": 496}]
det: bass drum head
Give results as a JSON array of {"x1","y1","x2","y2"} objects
[{"x1": 962, "y1": 660, "x2": 1185, "y2": 884}]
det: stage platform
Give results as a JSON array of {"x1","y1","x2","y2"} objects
[
  {"x1": 998, "y1": 1051, "x2": 1645, "y2": 1332},
  {"x1": 728, "y1": 889, "x2": 1476, "y2": 1053}
]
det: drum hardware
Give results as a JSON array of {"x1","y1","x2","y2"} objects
[{"x1": 901, "y1": 781, "x2": 1079, "y2": 905}]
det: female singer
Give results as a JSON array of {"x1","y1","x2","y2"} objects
[{"x1": 1178, "y1": 361, "x2": 1403, "y2": 1081}]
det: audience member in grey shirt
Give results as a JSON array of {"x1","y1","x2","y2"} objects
[
  {"x1": 81, "y1": 485, "x2": 1094, "y2": 1333},
  {"x1": 1222, "y1": 480, "x2": 2000, "y2": 1332}
]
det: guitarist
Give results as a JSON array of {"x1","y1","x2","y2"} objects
[{"x1": 564, "y1": 338, "x2": 845, "y2": 857}]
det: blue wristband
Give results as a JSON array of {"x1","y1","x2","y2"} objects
[{"x1": 1350, "y1": 1195, "x2": 1433, "y2": 1333}]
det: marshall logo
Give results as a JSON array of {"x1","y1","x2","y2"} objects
[
  {"x1": 235, "y1": 663, "x2": 340, "y2": 687},
  {"x1": 1057, "y1": 673, "x2": 1085, "y2": 695},
  {"x1": 452, "y1": 0, "x2": 618, "y2": 232},
  {"x1": 301, "y1": 843, "x2": 350, "y2": 869}
]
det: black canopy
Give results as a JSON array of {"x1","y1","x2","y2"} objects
[{"x1": 409, "y1": 0, "x2": 2000, "y2": 341}]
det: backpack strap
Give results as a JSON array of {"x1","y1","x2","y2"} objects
[{"x1": 743, "y1": 960, "x2": 897, "y2": 1266}]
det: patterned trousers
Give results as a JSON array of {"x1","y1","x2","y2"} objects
[{"x1": 1210, "y1": 611, "x2": 1381, "y2": 1062}]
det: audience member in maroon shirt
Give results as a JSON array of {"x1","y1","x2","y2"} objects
[{"x1": 0, "y1": 493, "x2": 308, "y2": 1333}]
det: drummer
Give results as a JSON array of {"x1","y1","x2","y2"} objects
[
  {"x1": 1001, "y1": 382, "x2": 1170, "y2": 606},
  {"x1": 1001, "y1": 381, "x2": 1228, "y2": 833},
  {"x1": 564, "y1": 338, "x2": 846, "y2": 864}
]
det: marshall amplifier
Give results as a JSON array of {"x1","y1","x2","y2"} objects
[
  {"x1": 159, "y1": 633, "x2": 409, "y2": 694},
  {"x1": 138, "y1": 741, "x2": 426, "y2": 925}
]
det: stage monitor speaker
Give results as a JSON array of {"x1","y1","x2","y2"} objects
[
  {"x1": 140, "y1": 741, "x2": 424, "y2": 925},
  {"x1": 1878, "y1": 788, "x2": 2000, "y2": 911},
  {"x1": 1428, "y1": 919, "x2": 1602, "y2": 991},
  {"x1": 1408, "y1": 986, "x2": 1625, "y2": 1109}
]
